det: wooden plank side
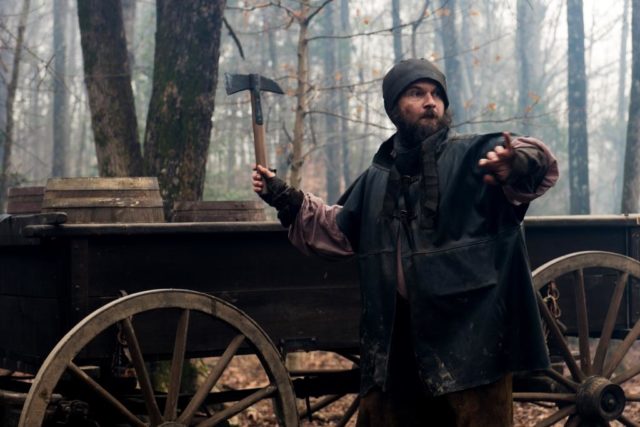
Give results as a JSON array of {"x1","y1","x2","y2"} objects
[
  {"x1": 0, "y1": 244, "x2": 68, "y2": 297},
  {"x1": 77, "y1": 286, "x2": 360, "y2": 362},
  {"x1": 0, "y1": 295, "x2": 64, "y2": 372}
]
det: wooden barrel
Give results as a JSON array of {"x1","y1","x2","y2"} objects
[
  {"x1": 6, "y1": 186, "x2": 45, "y2": 214},
  {"x1": 42, "y1": 177, "x2": 165, "y2": 223},
  {"x1": 171, "y1": 200, "x2": 266, "y2": 222}
]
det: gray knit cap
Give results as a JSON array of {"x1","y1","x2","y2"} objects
[{"x1": 382, "y1": 58, "x2": 449, "y2": 116}]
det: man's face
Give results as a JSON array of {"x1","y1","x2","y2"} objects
[{"x1": 394, "y1": 79, "x2": 447, "y2": 140}]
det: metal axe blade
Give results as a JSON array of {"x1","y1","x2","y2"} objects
[{"x1": 224, "y1": 73, "x2": 284, "y2": 96}]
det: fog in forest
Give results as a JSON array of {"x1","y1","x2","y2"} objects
[{"x1": 0, "y1": 0, "x2": 635, "y2": 215}]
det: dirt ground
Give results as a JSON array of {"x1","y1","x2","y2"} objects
[{"x1": 217, "y1": 347, "x2": 640, "y2": 427}]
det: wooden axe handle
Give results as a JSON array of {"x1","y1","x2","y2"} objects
[{"x1": 250, "y1": 91, "x2": 269, "y2": 194}]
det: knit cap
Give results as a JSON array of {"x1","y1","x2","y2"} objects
[{"x1": 382, "y1": 58, "x2": 449, "y2": 116}]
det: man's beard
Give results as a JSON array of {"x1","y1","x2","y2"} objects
[{"x1": 394, "y1": 110, "x2": 451, "y2": 146}]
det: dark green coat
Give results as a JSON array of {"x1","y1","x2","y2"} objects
[{"x1": 336, "y1": 130, "x2": 550, "y2": 396}]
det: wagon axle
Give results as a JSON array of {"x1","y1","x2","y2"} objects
[{"x1": 576, "y1": 376, "x2": 626, "y2": 421}]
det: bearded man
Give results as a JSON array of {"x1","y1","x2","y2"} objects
[{"x1": 252, "y1": 58, "x2": 558, "y2": 426}]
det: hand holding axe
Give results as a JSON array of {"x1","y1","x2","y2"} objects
[{"x1": 225, "y1": 73, "x2": 284, "y2": 194}]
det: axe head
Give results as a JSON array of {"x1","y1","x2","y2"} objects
[{"x1": 224, "y1": 73, "x2": 284, "y2": 96}]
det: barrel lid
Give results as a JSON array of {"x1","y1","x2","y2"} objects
[{"x1": 45, "y1": 177, "x2": 160, "y2": 191}]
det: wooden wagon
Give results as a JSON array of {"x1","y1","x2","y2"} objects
[{"x1": 1, "y1": 211, "x2": 640, "y2": 426}]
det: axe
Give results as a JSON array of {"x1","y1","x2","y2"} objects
[{"x1": 224, "y1": 73, "x2": 284, "y2": 193}]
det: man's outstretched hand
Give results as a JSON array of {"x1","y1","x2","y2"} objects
[
  {"x1": 478, "y1": 132, "x2": 515, "y2": 185},
  {"x1": 252, "y1": 164, "x2": 276, "y2": 194}
]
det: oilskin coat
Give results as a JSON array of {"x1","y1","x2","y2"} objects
[{"x1": 336, "y1": 129, "x2": 550, "y2": 396}]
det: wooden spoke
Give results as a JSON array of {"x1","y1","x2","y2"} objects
[
  {"x1": 593, "y1": 272, "x2": 629, "y2": 375},
  {"x1": 197, "y1": 385, "x2": 277, "y2": 427},
  {"x1": 523, "y1": 253, "x2": 640, "y2": 427},
  {"x1": 603, "y1": 317, "x2": 640, "y2": 378},
  {"x1": 19, "y1": 290, "x2": 299, "y2": 427},
  {"x1": 619, "y1": 415, "x2": 640, "y2": 427},
  {"x1": 541, "y1": 368, "x2": 578, "y2": 391},
  {"x1": 67, "y1": 362, "x2": 146, "y2": 427},
  {"x1": 512, "y1": 392, "x2": 576, "y2": 403},
  {"x1": 533, "y1": 404, "x2": 576, "y2": 427},
  {"x1": 537, "y1": 292, "x2": 585, "y2": 382},
  {"x1": 573, "y1": 269, "x2": 591, "y2": 376},
  {"x1": 120, "y1": 317, "x2": 163, "y2": 425},
  {"x1": 299, "y1": 394, "x2": 342, "y2": 419},
  {"x1": 336, "y1": 395, "x2": 360, "y2": 427},
  {"x1": 164, "y1": 308, "x2": 190, "y2": 420},
  {"x1": 178, "y1": 334, "x2": 246, "y2": 425}
]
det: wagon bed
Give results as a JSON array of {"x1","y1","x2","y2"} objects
[{"x1": 2, "y1": 213, "x2": 640, "y2": 426}]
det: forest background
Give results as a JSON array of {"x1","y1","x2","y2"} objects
[{"x1": 0, "y1": 0, "x2": 637, "y2": 217}]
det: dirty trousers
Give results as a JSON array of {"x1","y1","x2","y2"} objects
[{"x1": 356, "y1": 297, "x2": 513, "y2": 427}]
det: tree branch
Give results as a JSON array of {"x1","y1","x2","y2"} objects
[
  {"x1": 307, "y1": 109, "x2": 394, "y2": 131},
  {"x1": 222, "y1": 17, "x2": 245, "y2": 59},
  {"x1": 305, "y1": 0, "x2": 334, "y2": 24}
]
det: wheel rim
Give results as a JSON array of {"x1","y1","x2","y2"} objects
[
  {"x1": 514, "y1": 251, "x2": 640, "y2": 427},
  {"x1": 19, "y1": 289, "x2": 299, "y2": 427}
]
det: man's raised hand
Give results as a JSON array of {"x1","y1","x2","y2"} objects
[
  {"x1": 478, "y1": 132, "x2": 515, "y2": 185},
  {"x1": 252, "y1": 164, "x2": 276, "y2": 194}
]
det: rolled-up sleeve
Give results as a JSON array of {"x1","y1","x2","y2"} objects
[
  {"x1": 288, "y1": 193, "x2": 354, "y2": 259},
  {"x1": 502, "y1": 136, "x2": 559, "y2": 205}
]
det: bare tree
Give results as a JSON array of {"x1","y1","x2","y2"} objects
[
  {"x1": 0, "y1": 0, "x2": 31, "y2": 208},
  {"x1": 322, "y1": 1, "x2": 341, "y2": 202},
  {"x1": 143, "y1": 0, "x2": 227, "y2": 208},
  {"x1": 339, "y1": 0, "x2": 352, "y2": 184},
  {"x1": 121, "y1": 0, "x2": 136, "y2": 69},
  {"x1": 392, "y1": 0, "x2": 403, "y2": 62},
  {"x1": 288, "y1": 0, "x2": 333, "y2": 189},
  {"x1": 437, "y1": 0, "x2": 467, "y2": 128},
  {"x1": 410, "y1": 1, "x2": 430, "y2": 59},
  {"x1": 566, "y1": 0, "x2": 590, "y2": 214},
  {"x1": 77, "y1": 0, "x2": 143, "y2": 177},
  {"x1": 622, "y1": 0, "x2": 640, "y2": 213},
  {"x1": 52, "y1": 0, "x2": 69, "y2": 177},
  {"x1": 516, "y1": 0, "x2": 546, "y2": 136},
  {"x1": 615, "y1": 0, "x2": 630, "y2": 209}
]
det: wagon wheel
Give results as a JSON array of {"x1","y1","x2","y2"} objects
[
  {"x1": 514, "y1": 251, "x2": 640, "y2": 426},
  {"x1": 19, "y1": 289, "x2": 299, "y2": 427}
]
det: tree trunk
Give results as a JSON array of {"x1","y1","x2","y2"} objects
[
  {"x1": 121, "y1": 0, "x2": 136, "y2": 70},
  {"x1": 0, "y1": 0, "x2": 13, "y2": 162},
  {"x1": 339, "y1": 0, "x2": 352, "y2": 184},
  {"x1": 52, "y1": 0, "x2": 69, "y2": 177},
  {"x1": 77, "y1": 0, "x2": 143, "y2": 177},
  {"x1": 265, "y1": 12, "x2": 289, "y2": 182},
  {"x1": 615, "y1": 0, "x2": 630, "y2": 210},
  {"x1": 143, "y1": 0, "x2": 226, "y2": 209},
  {"x1": 290, "y1": 1, "x2": 310, "y2": 189},
  {"x1": 392, "y1": 0, "x2": 403, "y2": 62},
  {"x1": 516, "y1": 0, "x2": 545, "y2": 136},
  {"x1": 410, "y1": 0, "x2": 430, "y2": 59},
  {"x1": 0, "y1": 0, "x2": 31, "y2": 208},
  {"x1": 437, "y1": 0, "x2": 466, "y2": 128},
  {"x1": 619, "y1": 0, "x2": 631, "y2": 121},
  {"x1": 622, "y1": 0, "x2": 640, "y2": 213},
  {"x1": 566, "y1": 0, "x2": 590, "y2": 214},
  {"x1": 323, "y1": 1, "x2": 341, "y2": 203}
]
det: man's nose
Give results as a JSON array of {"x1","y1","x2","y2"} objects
[{"x1": 423, "y1": 94, "x2": 436, "y2": 108}]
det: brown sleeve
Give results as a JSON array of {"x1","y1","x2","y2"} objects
[
  {"x1": 288, "y1": 193, "x2": 355, "y2": 259},
  {"x1": 502, "y1": 136, "x2": 559, "y2": 205}
]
